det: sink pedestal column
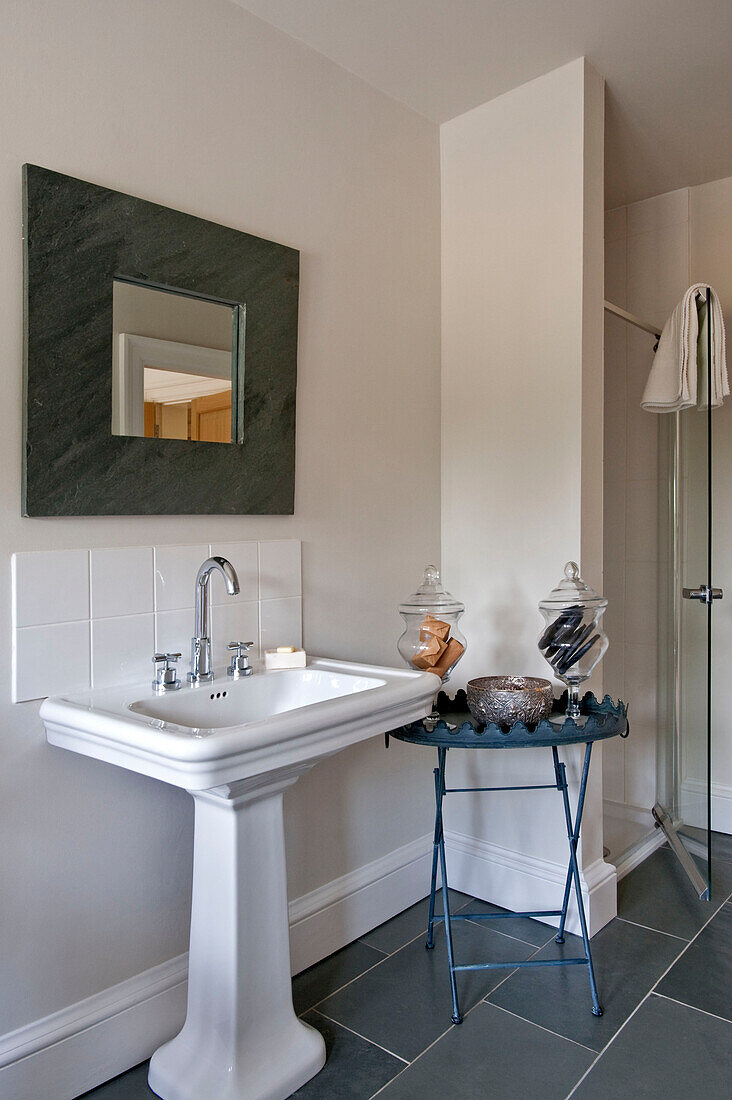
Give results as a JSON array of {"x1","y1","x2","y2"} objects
[{"x1": 148, "y1": 766, "x2": 325, "y2": 1100}]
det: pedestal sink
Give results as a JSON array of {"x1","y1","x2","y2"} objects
[{"x1": 41, "y1": 657, "x2": 436, "y2": 1100}]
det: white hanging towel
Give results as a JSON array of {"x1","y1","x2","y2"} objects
[{"x1": 640, "y1": 284, "x2": 728, "y2": 413}]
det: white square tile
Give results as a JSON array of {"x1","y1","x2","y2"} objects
[
  {"x1": 91, "y1": 547, "x2": 154, "y2": 619},
  {"x1": 605, "y1": 206, "x2": 626, "y2": 244},
  {"x1": 627, "y1": 188, "x2": 688, "y2": 238},
  {"x1": 211, "y1": 601, "x2": 259, "y2": 670},
  {"x1": 624, "y1": 718, "x2": 659, "y2": 809},
  {"x1": 258, "y1": 541, "x2": 301, "y2": 600},
  {"x1": 209, "y1": 542, "x2": 259, "y2": 605},
  {"x1": 604, "y1": 237, "x2": 627, "y2": 307},
  {"x1": 602, "y1": 736, "x2": 625, "y2": 804},
  {"x1": 625, "y1": 562, "x2": 659, "y2": 648},
  {"x1": 14, "y1": 620, "x2": 91, "y2": 702},
  {"x1": 260, "y1": 597, "x2": 302, "y2": 652},
  {"x1": 623, "y1": 642, "x2": 658, "y2": 731},
  {"x1": 155, "y1": 609, "x2": 194, "y2": 663},
  {"x1": 91, "y1": 614, "x2": 155, "y2": 689},
  {"x1": 626, "y1": 223, "x2": 689, "y2": 325},
  {"x1": 626, "y1": 479, "x2": 660, "y2": 562},
  {"x1": 154, "y1": 544, "x2": 209, "y2": 612},
  {"x1": 13, "y1": 550, "x2": 90, "y2": 628}
]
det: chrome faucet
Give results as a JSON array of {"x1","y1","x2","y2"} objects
[{"x1": 188, "y1": 556, "x2": 240, "y2": 684}]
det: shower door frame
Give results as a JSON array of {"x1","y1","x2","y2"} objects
[{"x1": 653, "y1": 290, "x2": 715, "y2": 901}]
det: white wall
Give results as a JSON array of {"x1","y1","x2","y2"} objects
[
  {"x1": 0, "y1": 0, "x2": 441, "y2": 1078},
  {"x1": 440, "y1": 60, "x2": 612, "y2": 932}
]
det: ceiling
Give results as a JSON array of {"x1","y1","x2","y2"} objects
[{"x1": 232, "y1": 0, "x2": 732, "y2": 208}]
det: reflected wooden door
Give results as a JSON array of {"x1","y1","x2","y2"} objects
[{"x1": 190, "y1": 390, "x2": 232, "y2": 443}]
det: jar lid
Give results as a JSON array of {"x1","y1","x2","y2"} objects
[
  {"x1": 399, "y1": 565, "x2": 465, "y2": 616},
  {"x1": 539, "y1": 561, "x2": 607, "y2": 610}
]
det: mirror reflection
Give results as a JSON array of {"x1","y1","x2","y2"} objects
[{"x1": 111, "y1": 280, "x2": 242, "y2": 444}]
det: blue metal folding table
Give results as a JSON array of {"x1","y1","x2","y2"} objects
[{"x1": 387, "y1": 691, "x2": 628, "y2": 1024}]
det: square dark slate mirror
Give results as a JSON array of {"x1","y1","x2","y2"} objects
[{"x1": 23, "y1": 165, "x2": 299, "y2": 515}]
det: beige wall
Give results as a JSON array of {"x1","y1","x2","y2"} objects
[
  {"x1": 440, "y1": 60, "x2": 612, "y2": 931},
  {"x1": 0, "y1": 0, "x2": 440, "y2": 1040}
]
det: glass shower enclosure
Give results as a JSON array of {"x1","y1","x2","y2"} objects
[{"x1": 655, "y1": 296, "x2": 720, "y2": 900}]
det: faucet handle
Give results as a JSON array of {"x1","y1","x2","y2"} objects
[
  {"x1": 227, "y1": 641, "x2": 254, "y2": 679},
  {"x1": 152, "y1": 652, "x2": 182, "y2": 693}
]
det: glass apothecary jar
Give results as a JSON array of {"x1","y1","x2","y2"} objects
[
  {"x1": 538, "y1": 561, "x2": 608, "y2": 719},
  {"x1": 398, "y1": 565, "x2": 466, "y2": 683}
]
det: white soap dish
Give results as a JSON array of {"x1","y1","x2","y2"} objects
[{"x1": 265, "y1": 647, "x2": 307, "y2": 670}]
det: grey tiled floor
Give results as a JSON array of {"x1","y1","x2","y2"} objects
[{"x1": 82, "y1": 849, "x2": 732, "y2": 1099}]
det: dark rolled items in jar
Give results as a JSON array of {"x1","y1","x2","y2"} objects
[
  {"x1": 547, "y1": 619, "x2": 596, "y2": 670},
  {"x1": 539, "y1": 609, "x2": 602, "y2": 676},
  {"x1": 538, "y1": 607, "x2": 582, "y2": 650},
  {"x1": 555, "y1": 633, "x2": 600, "y2": 674}
]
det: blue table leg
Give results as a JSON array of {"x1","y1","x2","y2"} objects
[
  {"x1": 555, "y1": 742, "x2": 592, "y2": 945},
  {"x1": 425, "y1": 748, "x2": 463, "y2": 1024},
  {"x1": 553, "y1": 744, "x2": 603, "y2": 1017},
  {"x1": 425, "y1": 751, "x2": 443, "y2": 951}
]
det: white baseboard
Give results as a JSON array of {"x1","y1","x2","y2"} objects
[
  {"x1": 0, "y1": 955, "x2": 188, "y2": 1100},
  {"x1": 0, "y1": 832, "x2": 434, "y2": 1100},
  {"x1": 611, "y1": 825, "x2": 667, "y2": 880},
  {"x1": 1, "y1": 823, "x2": 625, "y2": 1099},
  {"x1": 444, "y1": 828, "x2": 617, "y2": 937},
  {"x1": 287, "y1": 831, "x2": 434, "y2": 974},
  {"x1": 680, "y1": 778, "x2": 732, "y2": 835}
]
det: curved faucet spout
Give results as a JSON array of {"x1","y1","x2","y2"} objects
[
  {"x1": 189, "y1": 557, "x2": 241, "y2": 683},
  {"x1": 196, "y1": 556, "x2": 240, "y2": 597}
]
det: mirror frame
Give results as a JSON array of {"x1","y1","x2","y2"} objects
[{"x1": 22, "y1": 165, "x2": 299, "y2": 515}]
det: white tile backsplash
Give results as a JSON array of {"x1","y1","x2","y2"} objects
[
  {"x1": 13, "y1": 550, "x2": 90, "y2": 628},
  {"x1": 91, "y1": 547, "x2": 154, "y2": 619},
  {"x1": 92, "y1": 614, "x2": 154, "y2": 689},
  {"x1": 14, "y1": 621, "x2": 91, "y2": 702},
  {"x1": 259, "y1": 540, "x2": 302, "y2": 600},
  {"x1": 260, "y1": 597, "x2": 302, "y2": 652},
  {"x1": 155, "y1": 609, "x2": 194, "y2": 664},
  {"x1": 12, "y1": 540, "x2": 302, "y2": 701},
  {"x1": 211, "y1": 601, "x2": 260, "y2": 669},
  {"x1": 154, "y1": 544, "x2": 210, "y2": 612}
]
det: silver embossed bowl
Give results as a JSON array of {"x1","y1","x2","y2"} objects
[{"x1": 466, "y1": 676, "x2": 553, "y2": 727}]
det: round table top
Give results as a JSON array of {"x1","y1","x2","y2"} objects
[{"x1": 389, "y1": 690, "x2": 628, "y2": 750}]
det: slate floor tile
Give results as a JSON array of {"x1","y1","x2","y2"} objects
[
  {"x1": 80, "y1": 1062, "x2": 154, "y2": 1098},
  {"x1": 572, "y1": 993, "x2": 732, "y2": 1099},
  {"x1": 319, "y1": 919, "x2": 535, "y2": 1061},
  {"x1": 462, "y1": 897, "x2": 558, "y2": 947},
  {"x1": 656, "y1": 901, "x2": 732, "y2": 1021},
  {"x1": 290, "y1": 1010, "x2": 405, "y2": 1098},
  {"x1": 292, "y1": 939, "x2": 386, "y2": 1015},
  {"x1": 487, "y1": 916, "x2": 681, "y2": 1051},
  {"x1": 359, "y1": 889, "x2": 471, "y2": 955},
  {"x1": 674, "y1": 827, "x2": 732, "y2": 864},
  {"x1": 377, "y1": 1001, "x2": 593, "y2": 1100},
  {"x1": 617, "y1": 846, "x2": 732, "y2": 939}
]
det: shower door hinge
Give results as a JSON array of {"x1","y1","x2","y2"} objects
[{"x1": 682, "y1": 584, "x2": 723, "y2": 604}]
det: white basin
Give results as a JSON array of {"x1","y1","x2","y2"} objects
[{"x1": 41, "y1": 656, "x2": 436, "y2": 1100}]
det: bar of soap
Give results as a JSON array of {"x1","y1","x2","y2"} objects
[
  {"x1": 411, "y1": 635, "x2": 447, "y2": 669},
  {"x1": 420, "y1": 615, "x2": 451, "y2": 642},
  {"x1": 426, "y1": 638, "x2": 465, "y2": 679},
  {"x1": 265, "y1": 647, "x2": 307, "y2": 669}
]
